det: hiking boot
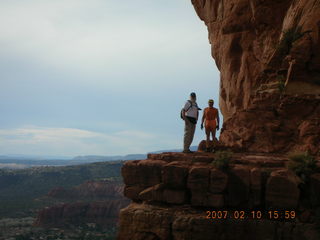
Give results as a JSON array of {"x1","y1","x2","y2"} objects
[{"x1": 183, "y1": 149, "x2": 194, "y2": 153}]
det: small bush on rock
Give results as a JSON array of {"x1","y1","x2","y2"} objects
[
  {"x1": 277, "y1": 75, "x2": 286, "y2": 93},
  {"x1": 212, "y1": 150, "x2": 233, "y2": 170},
  {"x1": 277, "y1": 26, "x2": 311, "y2": 55},
  {"x1": 287, "y1": 151, "x2": 317, "y2": 182}
]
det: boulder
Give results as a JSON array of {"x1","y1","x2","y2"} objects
[
  {"x1": 250, "y1": 168, "x2": 262, "y2": 206},
  {"x1": 139, "y1": 184, "x2": 165, "y2": 202},
  {"x1": 124, "y1": 185, "x2": 145, "y2": 201},
  {"x1": 266, "y1": 170, "x2": 301, "y2": 208},
  {"x1": 121, "y1": 160, "x2": 141, "y2": 186},
  {"x1": 163, "y1": 189, "x2": 188, "y2": 204},
  {"x1": 309, "y1": 173, "x2": 320, "y2": 207},
  {"x1": 187, "y1": 166, "x2": 211, "y2": 190},
  {"x1": 226, "y1": 166, "x2": 251, "y2": 207},
  {"x1": 162, "y1": 162, "x2": 189, "y2": 189},
  {"x1": 209, "y1": 169, "x2": 228, "y2": 193},
  {"x1": 198, "y1": 139, "x2": 220, "y2": 152},
  {"x1": 206, "y1": 194, "x2": 224, "y2": 208},
  {"x1": 137, "y1": 160, "x2": 167, "y2": 187},
  {"x1": 122, "y1": 160, "x2": 166, "y2": 188},
  {"x1": 187, "y1": 166, "x2": 210, "y2": 206}
]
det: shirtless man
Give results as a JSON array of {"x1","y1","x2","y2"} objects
[{"x1": 201, "y1": 99, "x2": 220, "y2": 152}]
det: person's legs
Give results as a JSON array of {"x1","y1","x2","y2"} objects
[
  {"x1": 189, "y1": 122, "x2": 196, "y2": 147},
  {"x1": 211, "y1": 129, "x2": 216, "y2": 141},
  {"x1": 184, "y1": 118, "x2": 192, "y2": 151},
  {"x1": 211, "y1": 129, "x2": 217, "y2": 152},
  {"x1": 205, "y1": 128, "x2": 210, "y2": 150}
]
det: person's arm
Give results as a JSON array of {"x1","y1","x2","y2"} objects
[
  {"x1": 201, "y1": 110, "x2": 205, "y2": 130},
  {"x1": 216, "y1": 110, "x2": 220, "y2": 130},
  {"x1": 182, "y1": 109, "x2": 186, "y2": 120}
]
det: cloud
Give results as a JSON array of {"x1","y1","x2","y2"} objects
[
  {"x1": 0, "y1": 1, "x2": 206, "y2": 74},
  {"x1": 0, "y1": 1, "x2": 218, "y2": 157},
  {"x1": 0, "y1": 126, "x2": 180, "y2": 156}
]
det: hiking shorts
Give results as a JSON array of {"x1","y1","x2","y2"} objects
[{"x1": 205, "y1": 120, "x2": 216, "y2": 132}]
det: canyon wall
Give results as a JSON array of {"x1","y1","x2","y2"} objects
[
  {"x1": 35, "y1": 200, "x2": 128, "y2": 228},
  {"x1": 192, "y1": 0, "x2": 320, "y2": 154},
  {"x1": 35, "y1": 180, "x2": 129, "y2": 228}
]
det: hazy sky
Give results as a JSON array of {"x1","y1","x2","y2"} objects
[{"x1": 0, "y1": 0, "x2": 220, "y2": 157}]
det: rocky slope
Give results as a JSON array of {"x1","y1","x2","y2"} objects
[
  {"x1": 192, "y1": 0, "x2": 320, "y2": 154},
  {"x1": 35, "y1": 180, "x2": 129, "y2": 228}
]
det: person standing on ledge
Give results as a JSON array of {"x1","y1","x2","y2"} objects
[
  {"x1": 201, "y1": 99, "x2": 220, "y2": 152},
  {"x1": 181, "y1": 92, "x2": 201, "y2": 153}
]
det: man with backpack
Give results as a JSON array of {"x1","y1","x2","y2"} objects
[{"x1": 181, "y1": 92, "x2": 201, "y2": 153}]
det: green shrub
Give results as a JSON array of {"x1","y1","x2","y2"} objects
[
  {"x1": 277, "y1": 75, "x2": 286, "y2": 93},
  {"x1": 287, "y1": 151, "x2": 317, "y2": 182},
  {"x1": 277, "y1": 26, "x2": 311, "y2": 55},
  {"x1": 212, "y1": 150, "x2": 233, "y2": 170}
]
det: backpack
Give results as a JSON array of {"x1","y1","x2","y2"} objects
[{"x1": 180, "y1": 100, "x2": 193, "y2": 119}]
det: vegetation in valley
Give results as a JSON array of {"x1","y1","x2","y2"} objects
[
  {"x1": 0, "y1": 161, "x2": 123, "y2": 218},
  {"x1": 0, "y1": 218, "x2": 117, "y2": 240}
]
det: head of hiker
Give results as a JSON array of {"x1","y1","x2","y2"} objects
[
  {"x1": 208, "y1": 99, "x2": 214, "y2": 107},
  {"x1": 190, "y1": 92, "x2": 196, "y2": 101},
  {"x1": 182, "y1": 92, "x2": 200, "y2": 153}
]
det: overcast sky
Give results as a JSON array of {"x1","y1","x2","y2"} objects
[{"x1": 0, "y1": 0, "x2": 220, "y2": 157}]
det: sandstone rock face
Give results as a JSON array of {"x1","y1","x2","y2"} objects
[
  {"x1": 120, "y1": 152, "x2": 313, "y2": 209},
  {"x1": 266, "y1": 170, "x2": 301, "y2": 208},
  {"x1": 191, "y1": 0, "x2": 320, "y2": 154},
  {"x1": 118, "y1": 203, "x2": 319, "y2": 240},
  {"x1": 209, "y1": 168, "x2": 228, "y2": 193},
  {"x1": 117, "y1": 152, "x2": 320, "y2": 240}
]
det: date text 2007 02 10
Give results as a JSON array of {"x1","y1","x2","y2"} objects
[{"x1": 206, "y1": 210, "x2": 296, "y2": 220}]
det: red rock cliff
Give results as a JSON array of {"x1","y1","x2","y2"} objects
[
  {"x1": 116, "y1": 1, "x2": 320, "y2": 239},
  {"x1": 192, "y1": 0, "x2": 320, "y2": 154},
  {"x1": 35, "y1": 180, "x2": 129, "y2": 228}
]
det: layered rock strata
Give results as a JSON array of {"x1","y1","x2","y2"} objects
[
  {"x1": 35, "y1": 180, "x2": 129, "y2": 228},
  {"x1": 117, "y1": 152, "x2": 320, "y2": 240}
]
